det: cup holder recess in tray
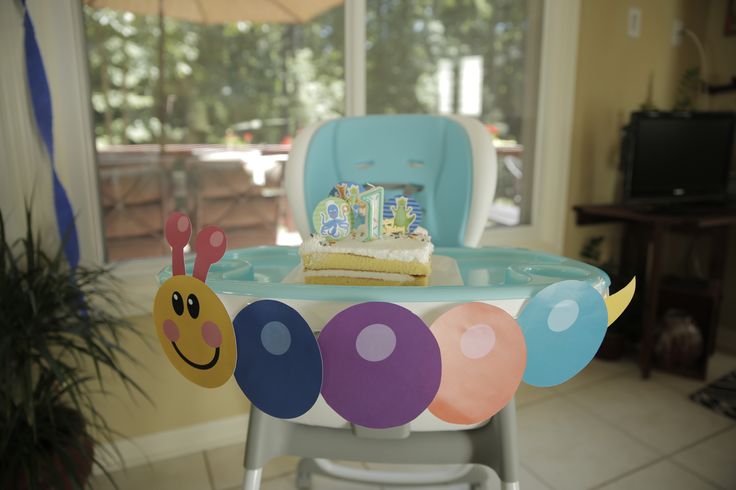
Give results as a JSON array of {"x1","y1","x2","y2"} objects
[
  {"x1": 510, "y1": 264, "x2": 592, "y2": 282},
  {"x1": 183, "y1": 257, "x2": 254, "y2": 281}
]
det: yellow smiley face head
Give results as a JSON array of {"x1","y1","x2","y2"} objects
[{"x1": 153, "y1": 214, "x2": 235, "y2": 388}]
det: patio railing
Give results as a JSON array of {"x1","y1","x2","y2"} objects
[
  {"x1": 97, "y1": 144, "x2": 289, "y2": 261},
  {"x1": 96, "y1": 143, "x2": 523, "y2": 261}
]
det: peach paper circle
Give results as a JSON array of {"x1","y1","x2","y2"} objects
[
  {"x1": 460, "y1": 324, "x2": 496, "y2": 359},
  {"x1": 429, "y1": 302, "x2": 526, "y2": 424}
]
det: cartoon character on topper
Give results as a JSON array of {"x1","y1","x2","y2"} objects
[
  {"x1": 319, "y1": 200, "x2": 351, "y2": 239},
  {"x1": 152, "y1": 213, "x2": 236, "y2": 388}
]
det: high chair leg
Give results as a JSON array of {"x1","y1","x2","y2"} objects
[
  {"x1": 242, "y1": 468, "x2": 262, "y2": 490},
  {"x1": 243, "y1": 399, "x2": 520, "y2": 489},
  {"x1": 242, "y1": 408, "x2": 281, "y2": 490},
  {"x1": 295, "y1": 458, "x2": 316, "y2": 489},
  {"x1": 472, "y1": 398, "x2": 520, "y2": 490}
]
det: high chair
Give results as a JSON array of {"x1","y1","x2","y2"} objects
[{"x1": 239, "y1": 114, "x2": 520, "y2": 490}]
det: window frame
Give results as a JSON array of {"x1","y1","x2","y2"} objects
[
  {"x1": 478, "y1": 0, "x2": 580, "y2": 254},
  {"x1": 344, "y1": 0, "x2": 581, "y2": 254},
  {"x1": 8, "y1": 0, "x2": 581, "y2": 315}
]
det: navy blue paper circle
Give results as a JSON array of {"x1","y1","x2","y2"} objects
[{"x1": 233, "y1": 300, "x2": 322, "y2": 419}]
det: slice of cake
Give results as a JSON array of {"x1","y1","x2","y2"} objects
[{"x1": 299, "y1": 228, "x2": 434, "y2": 286}]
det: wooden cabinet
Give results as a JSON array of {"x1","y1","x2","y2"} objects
[{"x1": 574, "y1": 203, "x2": 736, "y2": 379}]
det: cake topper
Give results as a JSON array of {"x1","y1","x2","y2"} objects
[
  {"x1": 318, "y1": 182, "x2": 392, "y2": 241},
  {"x1": 331, "y1": 181, "x2": 366, "y2": 227},
  {"x1": 313, "y1": 196, "x2": 353, "y2": 241},
  {"x1": 385, "y1": 195, "x2": 422, "y2": 234},
  {"x1": 359, "y1": 185, "x2": 384, "y2": 241}
]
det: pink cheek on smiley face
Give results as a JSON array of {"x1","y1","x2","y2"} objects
[
  {"x1": 163, "y1": 319, "x2": 180, "y2": 342},
  {"x1": 201, "y1": 321, "x2": 223, "y2": 348}
]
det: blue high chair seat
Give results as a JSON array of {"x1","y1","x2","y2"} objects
[
  {"x1": 240, "y1": 115, "x2": 519, "y2": 490},
  {"x1": 286, "y1": 114, "x2": 497, "y2": 247}
]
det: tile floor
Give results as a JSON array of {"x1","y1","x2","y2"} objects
[{"x1": 90, "y1": 353, "x2": 736, "y2": 490}]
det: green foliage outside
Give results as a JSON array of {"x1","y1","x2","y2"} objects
[{"x1": 84, "y1": 0, "x2": 533, "y2": 147}]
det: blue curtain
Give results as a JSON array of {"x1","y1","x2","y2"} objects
[{"x1": 22, "y1": 0, "x2": 80, "y2": 267}]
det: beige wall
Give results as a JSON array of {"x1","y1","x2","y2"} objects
[
  {"x1": 564, "y1": 0, "x2": 709, "y2": 261},
  {"x1": 93, "y1": 315, "x2": 250, "y2": 439},
  {"x1": 564, "y1": 0, "x2": 736, "y2": 335},
  {"x1": 704, "y1": 0, "x2": 736, "y2": 110},
  {"x1": 704, "y1": 0, "x2": 736, "y2": 333}
]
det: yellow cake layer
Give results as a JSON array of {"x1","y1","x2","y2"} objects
[
  {"x1": 305, "y1": 275, "x2": 429, "y2": 286},
  {"x1": 301, "y1": 252, "x2": 431, "y2": 276}
]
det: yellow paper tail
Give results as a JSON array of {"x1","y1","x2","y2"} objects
[{"x1": 605, "y1": 276, "x2": 636, "y2": 327}]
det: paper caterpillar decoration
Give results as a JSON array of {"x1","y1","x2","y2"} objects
[
  {"x1": 153, "y1": 215, "x2": 635, "y2": 428},
  {"x1": 153, "y1": 213, "x2": 236, "y2": 388}
]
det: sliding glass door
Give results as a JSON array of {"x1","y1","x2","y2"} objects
[{"x1": 82, "y1": 0, "x2": 543, "y2": 261}]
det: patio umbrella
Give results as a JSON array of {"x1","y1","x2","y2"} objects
[
  {"x1": 84, "y1": 0, "x2": 343, "y2": 24},
  {"x1": 84, "y1": 0, "x2": 344, "y2": 144}
]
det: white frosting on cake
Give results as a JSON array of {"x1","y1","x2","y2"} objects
[
  {"x1": 299, "y1": 230, "x2": 434, "y2": 264},
  {"x1": 302, "y1": 269, "x2": 415, "y2": 281}
]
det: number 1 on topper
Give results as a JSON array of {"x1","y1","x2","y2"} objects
[{"x1": 361, "y1": 186, "x2": 384, "y2": 241}]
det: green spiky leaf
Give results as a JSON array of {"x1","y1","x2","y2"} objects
[{"x1": 0, "y1": 207, "x2": 148, "y2": 489}]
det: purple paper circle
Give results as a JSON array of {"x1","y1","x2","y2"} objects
[
  {"x1": 356, "y1": 324, "x2": 396, "y2": 362},
  {"x1": 318, "y1": 302, "x2": 441, "y2": 429}
]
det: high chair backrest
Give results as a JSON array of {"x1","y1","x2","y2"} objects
[{"x1": 285, "y1": 114, "x2": 497, "y2": 247}]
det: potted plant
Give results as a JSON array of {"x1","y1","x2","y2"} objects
[{"x1": 0, "y1": 208, "x2": 146, "y2": 489}]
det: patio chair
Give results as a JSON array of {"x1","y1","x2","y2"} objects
[
  {"x1": 188, "y1": 149, "x2": 285, "y2": 248},
  {"x1": 240, "y1": 114, "x2": 519, "y2": 490}
]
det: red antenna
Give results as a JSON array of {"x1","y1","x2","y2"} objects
[
  {"x1": 165, "y1": 212, "x2": 191, "y2": 276},
  {"x1": 193, "y1": 226, "x2": 227, "y2": 282}
]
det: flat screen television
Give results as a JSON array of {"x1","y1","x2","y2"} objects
[{"x1": 620, "y1": 111, "x2": 736, "y2": 204}]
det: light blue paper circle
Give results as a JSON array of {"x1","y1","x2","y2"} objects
[
  {"x1": 261, "y1": 321, "x2": 291, "y2": 355},
  {"x1": 547, "y1": 299, "x2": 580, "y2": 332},
  {"x1": 518, "y1": 280, "x2": 608, "y2": 387}
]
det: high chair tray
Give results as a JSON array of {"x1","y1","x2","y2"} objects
[
  {"x1": 156, "y1": 245, "x2": 612, "y2": 432},
  {"x1": 158, "y1": 245, "x2": 610, "y2": 301}
]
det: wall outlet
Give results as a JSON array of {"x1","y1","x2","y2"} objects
[
  {"x1": 628, "y1": 7, "x2": 642, "y2": 38},
  {"x1": 672, "y1": 19, "x2": 683, "y2": 46}
]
